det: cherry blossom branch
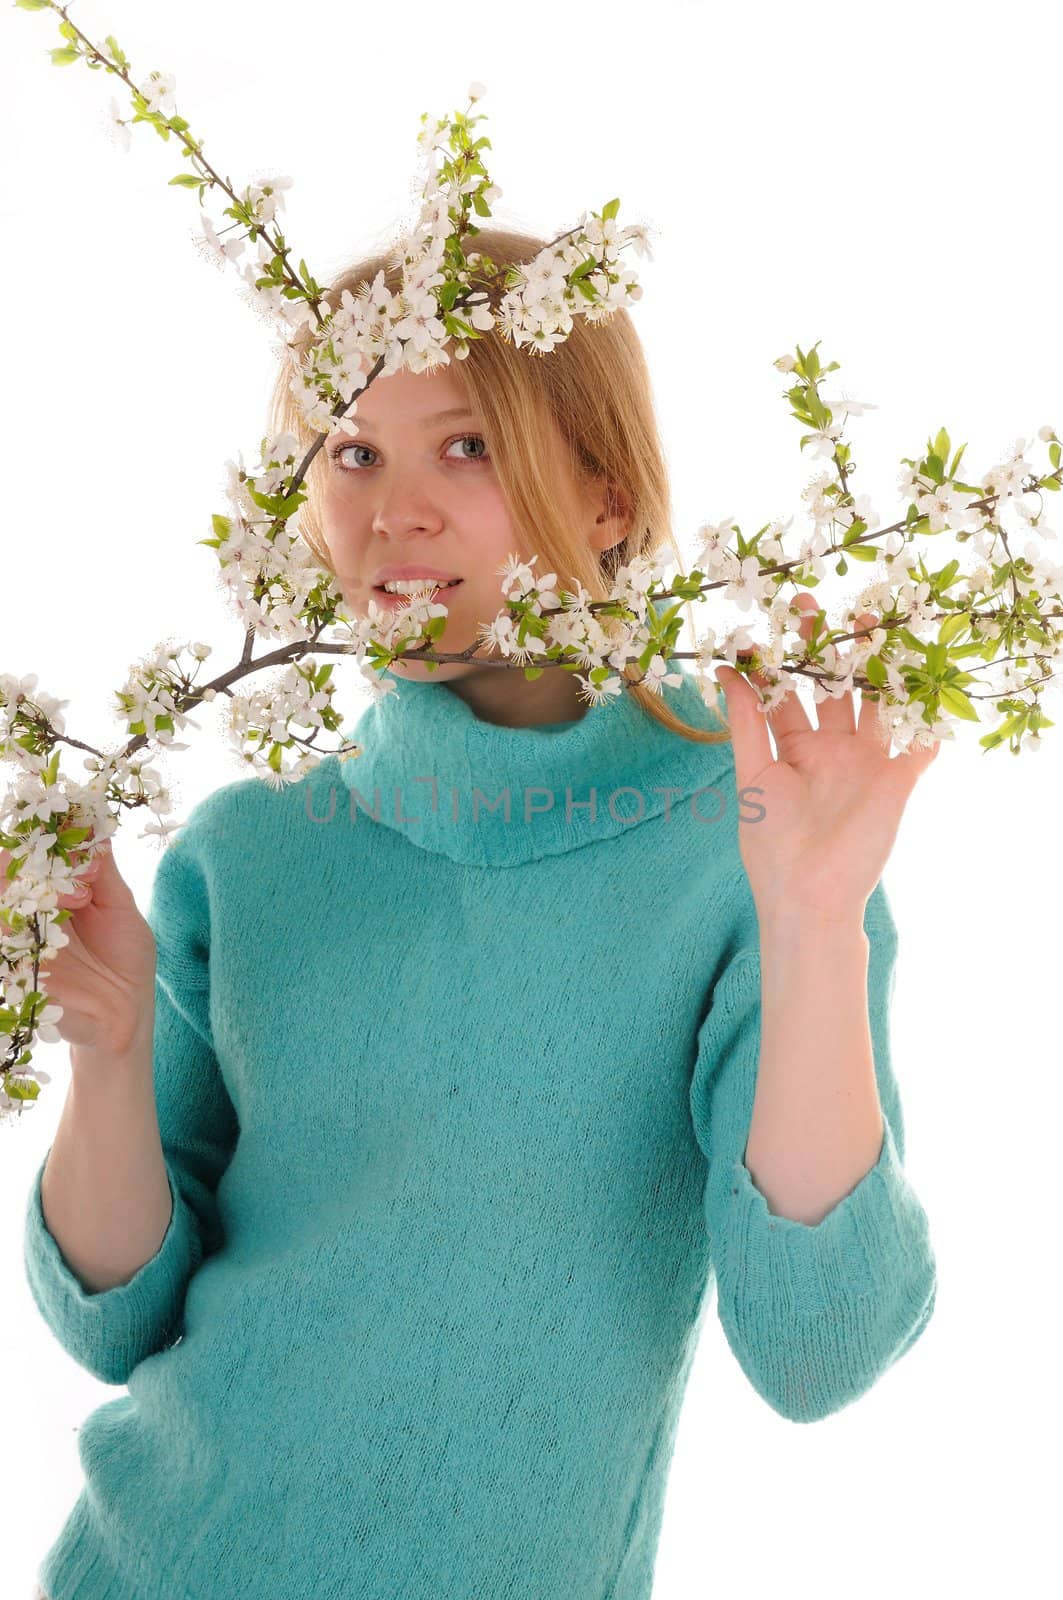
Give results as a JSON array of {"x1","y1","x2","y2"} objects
[{"x1": 4, "y1": 2, "x2": 1063, "y2": 1120}]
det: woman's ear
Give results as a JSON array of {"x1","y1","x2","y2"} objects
[{"x1": 588, "y1": 481, "x2": 632, "y2": 555}]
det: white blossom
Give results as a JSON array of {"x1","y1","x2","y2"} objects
[
  {"x1": 105, "y1": 96, "x2": 131, "y2": 154},
  {"x1": 138, "y1": 71, "x2": 177, "y2": 118},
  {"x1": 4, "y1": 45, "x2": 1062, "y2": 1120}
]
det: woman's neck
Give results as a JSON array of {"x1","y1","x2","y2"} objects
[{"x1": 394, "y1": 664, "x2": 590, "y2": 730}]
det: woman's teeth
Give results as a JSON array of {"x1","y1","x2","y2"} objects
[{"x1": 379, "y1": 579, "x2": 462, "y2": 594}]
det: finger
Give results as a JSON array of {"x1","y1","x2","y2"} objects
[
  {"x1": 890, "y1": 726, "x2": 945, "y2": 780},
  {"x1": 715, "y1": 663, "x2": 776, "y2": 782},
  {"x1": 851, "y1": 611, "x2": 897, "y2": 749},
  {"x1": 55, "y1": 835, "x2": 122, "y2": 908},
  {"x1": 794, "y1": 595, "x2": 853, "y2": 736},
  {"x1": 740, "y1": 592, "x2": 817, "y2": 746},
  {"x1": 857, "y1": 683, "x2": 892, "y2": 750},
  {"x1": 73, "y1": 837, "x2": 133, "y2": 910},
  {"x1": 55, "y1": 835, "x2": 102, "y2": 902},
  {"x1": 55, "y1": 871, "x2": 96, "y2": 908},
  {"x1": 814, "y1": 609, "x2": 880, "y2": 736}
]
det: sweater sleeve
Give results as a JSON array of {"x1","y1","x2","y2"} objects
[
  {"x1": 687, "y1": 877, "x2": 937, "y2": 1425},
  {"x1": 22, "y1": 827, "x2": 240, "y2": 1386}
]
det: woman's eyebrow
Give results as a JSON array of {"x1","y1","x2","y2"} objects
[
  {"x1": 351, "y1": 407, "x2": 477, "y2": 430},
  {"x1": 416, "y1": 407, "x2": 477, "y2": 427}
]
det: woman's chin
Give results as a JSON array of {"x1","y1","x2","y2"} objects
[{"x1": 384, "y1": 658, "x2": 476, "y2": 683}]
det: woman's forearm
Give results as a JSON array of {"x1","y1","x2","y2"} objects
[
  {"x1": 743, "y1": 908, "x2": 884, "y2": 1227},
  {"x1": 40, "y1": 1014, "x2": 174, "y2": 1294}
]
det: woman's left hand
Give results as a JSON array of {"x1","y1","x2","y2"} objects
[{"x1": 714, "y1": 592, "x2": 943, "y2": 925}]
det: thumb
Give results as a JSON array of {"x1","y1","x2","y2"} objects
[{"x1": 82, "y1": 837, "x2": 136, "y2": 908}]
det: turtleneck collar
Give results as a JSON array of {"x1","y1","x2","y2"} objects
[{"x1": 332, "y1": 630, "x2": 733, "y2": 867}]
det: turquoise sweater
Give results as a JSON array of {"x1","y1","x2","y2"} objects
[{"x1": 25, "y1": 652, "x2": 937, "y2": 1600}]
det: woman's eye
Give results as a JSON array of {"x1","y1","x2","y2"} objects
[
  {"x1": 329, "y1": 433, "x2": 489, "y2": 472},
  {"x1": 449, "y1": 433, "x2": 490, "y2": 462}
]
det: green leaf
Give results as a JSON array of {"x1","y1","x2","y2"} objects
[
  {"x1": 938, "y1": 684, "x2": 980, "y2": 721},
  {"x1": 56, "y1": 826, "x2": 91, "y2": 849},
  {"x1": 805, "y1": 391, "x2": 830, "y2": 429},
  {"x1": 846, "y1": 544, "x2": 878, "y2": 561},
  {"x1": 4, "y1": 1077, "x2": 40, "y2": 1103},
  {"x1": 48, "y1": 46, "x2": 79, "y2": 65},
  {"x1": 168, "y1": 174, "x2": 203, "y2": 188},
  {"x1": 601, "y1": 197, "x2": 621, "y2": 221},
  {"x1": 933, "y1": 427, "x2": 950, "y2": 464},
  {"x1": 864, "y1": 654, "x2": 888, "y2": 689},
  {"x1": 925, "y1": 642, "x2": 948, "y2": 676},
  {"x1": 938, "y1": 611, "x2": 968, "y2": 645},
  {"x1": 979, "y1": 711, "x2": 1027, "y2": 750},
  {"x1": 16, "y1": 1, "x2": 55, "y2": 11},
  {"x1": 568, "y1": 255, "x2": 599, "y2": 282},
  {"x1": 246, "y1": 484, "x2": 307, "y2": 518}
]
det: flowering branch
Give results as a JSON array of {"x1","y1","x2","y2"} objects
[{"x1": 3, "y1": 1, "x2": 1062, "y2": 1121}]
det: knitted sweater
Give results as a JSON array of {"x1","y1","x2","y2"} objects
[{"x1": 24, "y1": 650, "x2": 937, "y2": 1600}]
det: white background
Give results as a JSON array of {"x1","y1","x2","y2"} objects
[{"x1": 2, "y1": 1, "x2": 1060, "y2": 1596}]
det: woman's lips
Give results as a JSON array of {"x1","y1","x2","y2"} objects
[{"x1": 371, "y1": 580, "x2": 464, "y2": 606}]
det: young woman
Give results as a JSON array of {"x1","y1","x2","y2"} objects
[{"x1": 25, "y1": 227, "x2": 938, "y2": 1600}]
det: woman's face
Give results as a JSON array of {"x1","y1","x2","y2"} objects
[{"x1": 318, "y1": 364, "x2": 615, "y2": 725}]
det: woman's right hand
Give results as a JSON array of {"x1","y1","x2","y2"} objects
[{"x1": 0, "y1": 831, "x2": 157, "y2": 1055}]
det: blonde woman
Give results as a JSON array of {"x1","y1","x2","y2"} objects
[{"x1": 26, "y1": 228, "x2": 937, "y2": 1600}]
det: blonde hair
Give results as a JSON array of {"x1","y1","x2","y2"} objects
[{"x1": 268, "y1": 224, "x2": 732, "y2": 746}]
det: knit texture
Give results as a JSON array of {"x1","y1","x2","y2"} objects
[{"x1": 24, "y1": 646, "x2": 937, "y2": 1600}]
